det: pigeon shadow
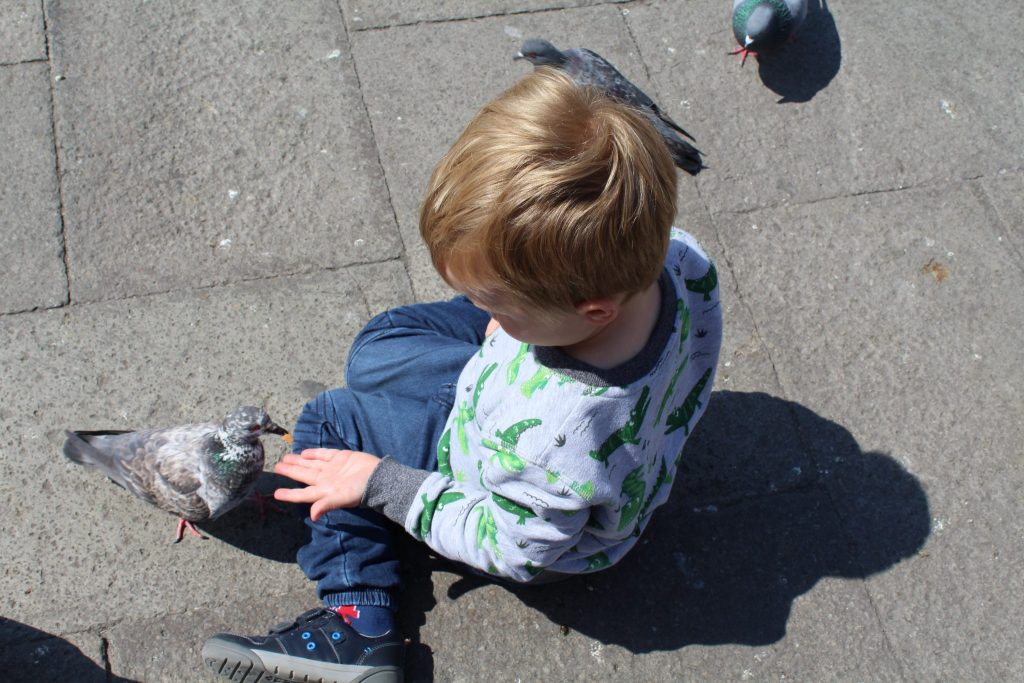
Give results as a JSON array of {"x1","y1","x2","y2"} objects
[
  {"x1": 426, "y1": 391, "x2": 929, "y2": 653},
  {"x1": 756, "y1": 0, "x2": 842, "y2": 103},
  {"x1": 201, "y1": 472, "x2": 309, "y2": 563},
  {"x1": 0, "y1": 617, "x2": 139, "y2": 683}
]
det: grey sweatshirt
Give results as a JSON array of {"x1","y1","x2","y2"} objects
[{"x1": 363, "y1": 228, "x2": 723, "y2": 582}]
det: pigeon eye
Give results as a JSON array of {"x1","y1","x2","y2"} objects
[{"x1": 248, "y1": 425, "x2": 261, "y2": 432}]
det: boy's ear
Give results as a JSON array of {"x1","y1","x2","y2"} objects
[{"x1": 574, "y1": 298, "x2": 620, "y2": 325}]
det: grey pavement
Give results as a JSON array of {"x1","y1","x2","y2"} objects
[{"x1": 1, "y1": 0, "x2": 1021, "y2": 681}]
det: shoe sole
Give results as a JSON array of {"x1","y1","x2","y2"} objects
[{"x1": 202, "y1": 639, "x2": 403, "y2": 683}]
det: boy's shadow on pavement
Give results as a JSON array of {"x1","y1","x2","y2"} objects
[
  {"x1": 0, "y1": 617, "x2": 138, "y2": 683},
  {"x1": 437, "y1": 390, "x2": 930, "y2": 653},
  {"x1": 756, "y1": 0, "x2": 841, "y2": 103}
]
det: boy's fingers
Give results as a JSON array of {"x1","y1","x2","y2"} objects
[
  {"x1": 273, "y1": 486, "x2": 318, "y2": 503},
  {"x1": 299, "y1": 448, "x2": 344, "y2": 462},
  {"x1": 310, "y1": 500, "x2": 327, "y2": 522},
  {"x1": 274, "y1": 461, "x2": 319, "y2": 485}
]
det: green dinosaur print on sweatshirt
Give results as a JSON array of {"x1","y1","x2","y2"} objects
[
  {"x1": 521, "y1": 367, "x2": 554, "y2": 398},
  {"x1": 569, "y1": 480, "x2": 595, "y2": 500},
  {"x1": 588, "y1": 386, "x2": 651, "y2": 466},
  {"x1": 676, "y1": 299, "x2": 691, "y2": 353},
  {"x1": 506, "y1": 343, "x2": 529, "y2": 384},
  {"x1": 436, "y1": 428, "x2": 453, "y2": 477},
  {"x1": 583, "y1": 385, "x2": 610, "y2": 397},
  {"x1": 685, "y1": 263, "x2": 718, "y2": 301},
  {"x1": 492, "y1": 493, "x2": 536, "y2": 525},
  {"x1": 618, "y1": 466, "x2": 647, "y2": 531},
  {"x1": 417, "y1": 491, "x2": 467, "y2": 539},
  {"x1": 524, "y1": 560, "x2": 543, "y2": 577},
  {"x1": 665, "y1": 368, "x2": 712, "y2": 435},
  {"x1": 655, "y1": 355, "x2": 690, "y2": 425},
  {"x1": 454, "y1": 402, "x2": 472, "y2": 455},
  {"x1": 585, "y1": 552, "x2": 611, "y2": 571},
  {"x1": 482, "y1": 418, "x2": 543, "y2": 472},
  {"x1": 497, "y1": 418, "x2": 543, "y2": 445},
  {"x1": 635, "y1": 457, "x2": 671, "y2": 534},
  {"x1": 454, "y1": 363, "x2": 498, "y2": 455},
  {"x1": 473, "y1": 362, "x2": 498, "y2": 410},
  {"x1": 475, "y1": 505, "x2": 501, "y2": 559}
]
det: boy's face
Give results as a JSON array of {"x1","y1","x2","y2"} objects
[{"x1": 446, "y1": 266, "x2": 617, "y2": 348}]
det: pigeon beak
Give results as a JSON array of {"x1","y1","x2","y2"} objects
[
  {"x1": 513, "y1": 51, "x2": 525, "y2": 61},
  {"x1": 265, "y1": 423, "x2": 289, "y2": 437}
]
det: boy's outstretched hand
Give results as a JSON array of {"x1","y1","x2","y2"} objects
[{"x1": 273, "y1": 449, "x2": 381, "y2": 522}]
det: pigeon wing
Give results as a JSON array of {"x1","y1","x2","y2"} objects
[
  {"x1": 65, "y1": 426, "x2": 213, "y2": 521},
  {"x1": 124, "y1": 426, "x2": 214, "y2": 521},
  {"x1": 569, "y1": 49, "x2": 696, "y2": 143}
]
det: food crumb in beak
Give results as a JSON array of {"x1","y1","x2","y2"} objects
[{"x1": 282, "y1": 432, "x2": 293, "y2": 445}]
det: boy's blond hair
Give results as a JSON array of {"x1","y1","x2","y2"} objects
[{"x1": 420, "y1": 67, "x2": 678, "y2": 312}]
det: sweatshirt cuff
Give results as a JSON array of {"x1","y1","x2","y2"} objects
[{"x1": 361, "y1": 456, "x2": 431, "y2": 525}]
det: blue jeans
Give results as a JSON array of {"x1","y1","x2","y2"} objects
[{"x1": 291, "y1": 296, "x2": 489, "y2": 610}]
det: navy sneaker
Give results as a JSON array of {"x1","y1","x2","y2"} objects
[{"x1": 202, "y1": 608, "x2": 404, "y2": 683}]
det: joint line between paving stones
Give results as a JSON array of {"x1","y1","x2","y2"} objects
[
  {"x1": 100, "y1": 635, "x2": 113, "y2": 681},
  {"x1": 335, "y1": 0, "x2": 413, "y2": 293},
  {"x1": 350, "y1": 1, "x2": 630, "y2": 32},
  {"x1": 729, "y1": 173, "x2": 989, "y2": 216},
  {"x1": 0, "y1": 256, "x2": 406, "y2": 316},
  {"x1": 0, "y1": 57, "x2": 48, "y2": 67},
  {"x1": 618, "y1": 1, "x2": 652, "y2": 84},
  {"x1": 968, "y1": 178, "x2": 1024, "y2": 274},
  {"x1": 40, "y1": 2, "x2": 72, "y2": 308}
]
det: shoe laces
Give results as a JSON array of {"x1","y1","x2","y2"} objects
[{"x1": 268, "y1": 608, "x2": 332, "y2": 635}]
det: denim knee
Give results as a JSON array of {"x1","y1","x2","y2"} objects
[
  {"x1": 291, "y1": 389, "x2": 357, "y2": 453},
  {"x1": 345, "y1": 310, "x2": 396, "y2": 391}
]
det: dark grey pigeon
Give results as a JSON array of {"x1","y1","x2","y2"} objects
[
  {"x1": 64, "y1": 406, "x2": 289, "y2": 542},
  {"x1": 730, "y1": 0, "x2": 808, "y2": 65},
  {"x1": 515, "y1": 38, "x2": 703, "y2": 175}
]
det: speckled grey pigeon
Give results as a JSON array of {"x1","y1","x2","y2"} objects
[
  {"x1": 515, "y1": 38, "x2": 703, "y2": 175},
  {"x1": 730, "y1": 0, "x2": 808, "y2": 65},
  {"x1": 63, "y1": 406, "x2": 289, "y2": 542}
]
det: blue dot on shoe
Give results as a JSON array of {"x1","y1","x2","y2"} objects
[
  {"x1": 307, "y1": 642, "x2": 316, "y2": 651},
  {"x1": 331, "y1": 632, "x2": 342, "y2": 641},
  {"x1": 301, "y1": 631, "x2": 311, "y2": 640}
]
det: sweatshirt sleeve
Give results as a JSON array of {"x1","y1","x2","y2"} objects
[{"x1": 362, "y1": 455, "x2": 589, "y2": 583}]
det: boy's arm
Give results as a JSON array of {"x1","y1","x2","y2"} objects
[{"x1": 363, "y1": 456, "x2": 588, "y2": 582}]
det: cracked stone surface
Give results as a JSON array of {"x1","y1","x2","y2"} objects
[{"x1": 2, "y1": 0, "x2": 1021, "y2": 680}]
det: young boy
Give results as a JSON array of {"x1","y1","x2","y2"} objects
[{"x1": 202, "y1": 67, "x2": 722, "y2": 683}]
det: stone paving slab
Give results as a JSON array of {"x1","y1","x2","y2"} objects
[
  {"x1": 0, "y1": 0, "x2": 45, "y2": 63},
  {"x1": 626, "y1": 0, "x2": 1024, "y2": 215},
  {"x1": 46, "y1": 0, "x2": 400, "y2": 303},
  {"x1": 353, "y1": 3, "x2": 678, "y2": 301},
  {"x1": 0, "y1": 263, "x2": 409, "y2": 638},
  {"x1": 0, "y1": 62, "x2": 66, "y2": 314},
  {"x1": 340, "y1": 0, "x2": 625, "y2": 31},
  {"x1": 714, "y1": 180, "x2": 1024, "y2": 678}
]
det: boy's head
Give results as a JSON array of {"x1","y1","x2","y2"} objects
[{"x1": 420, "y1": 67, "x2": 678, "y2": 318}]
